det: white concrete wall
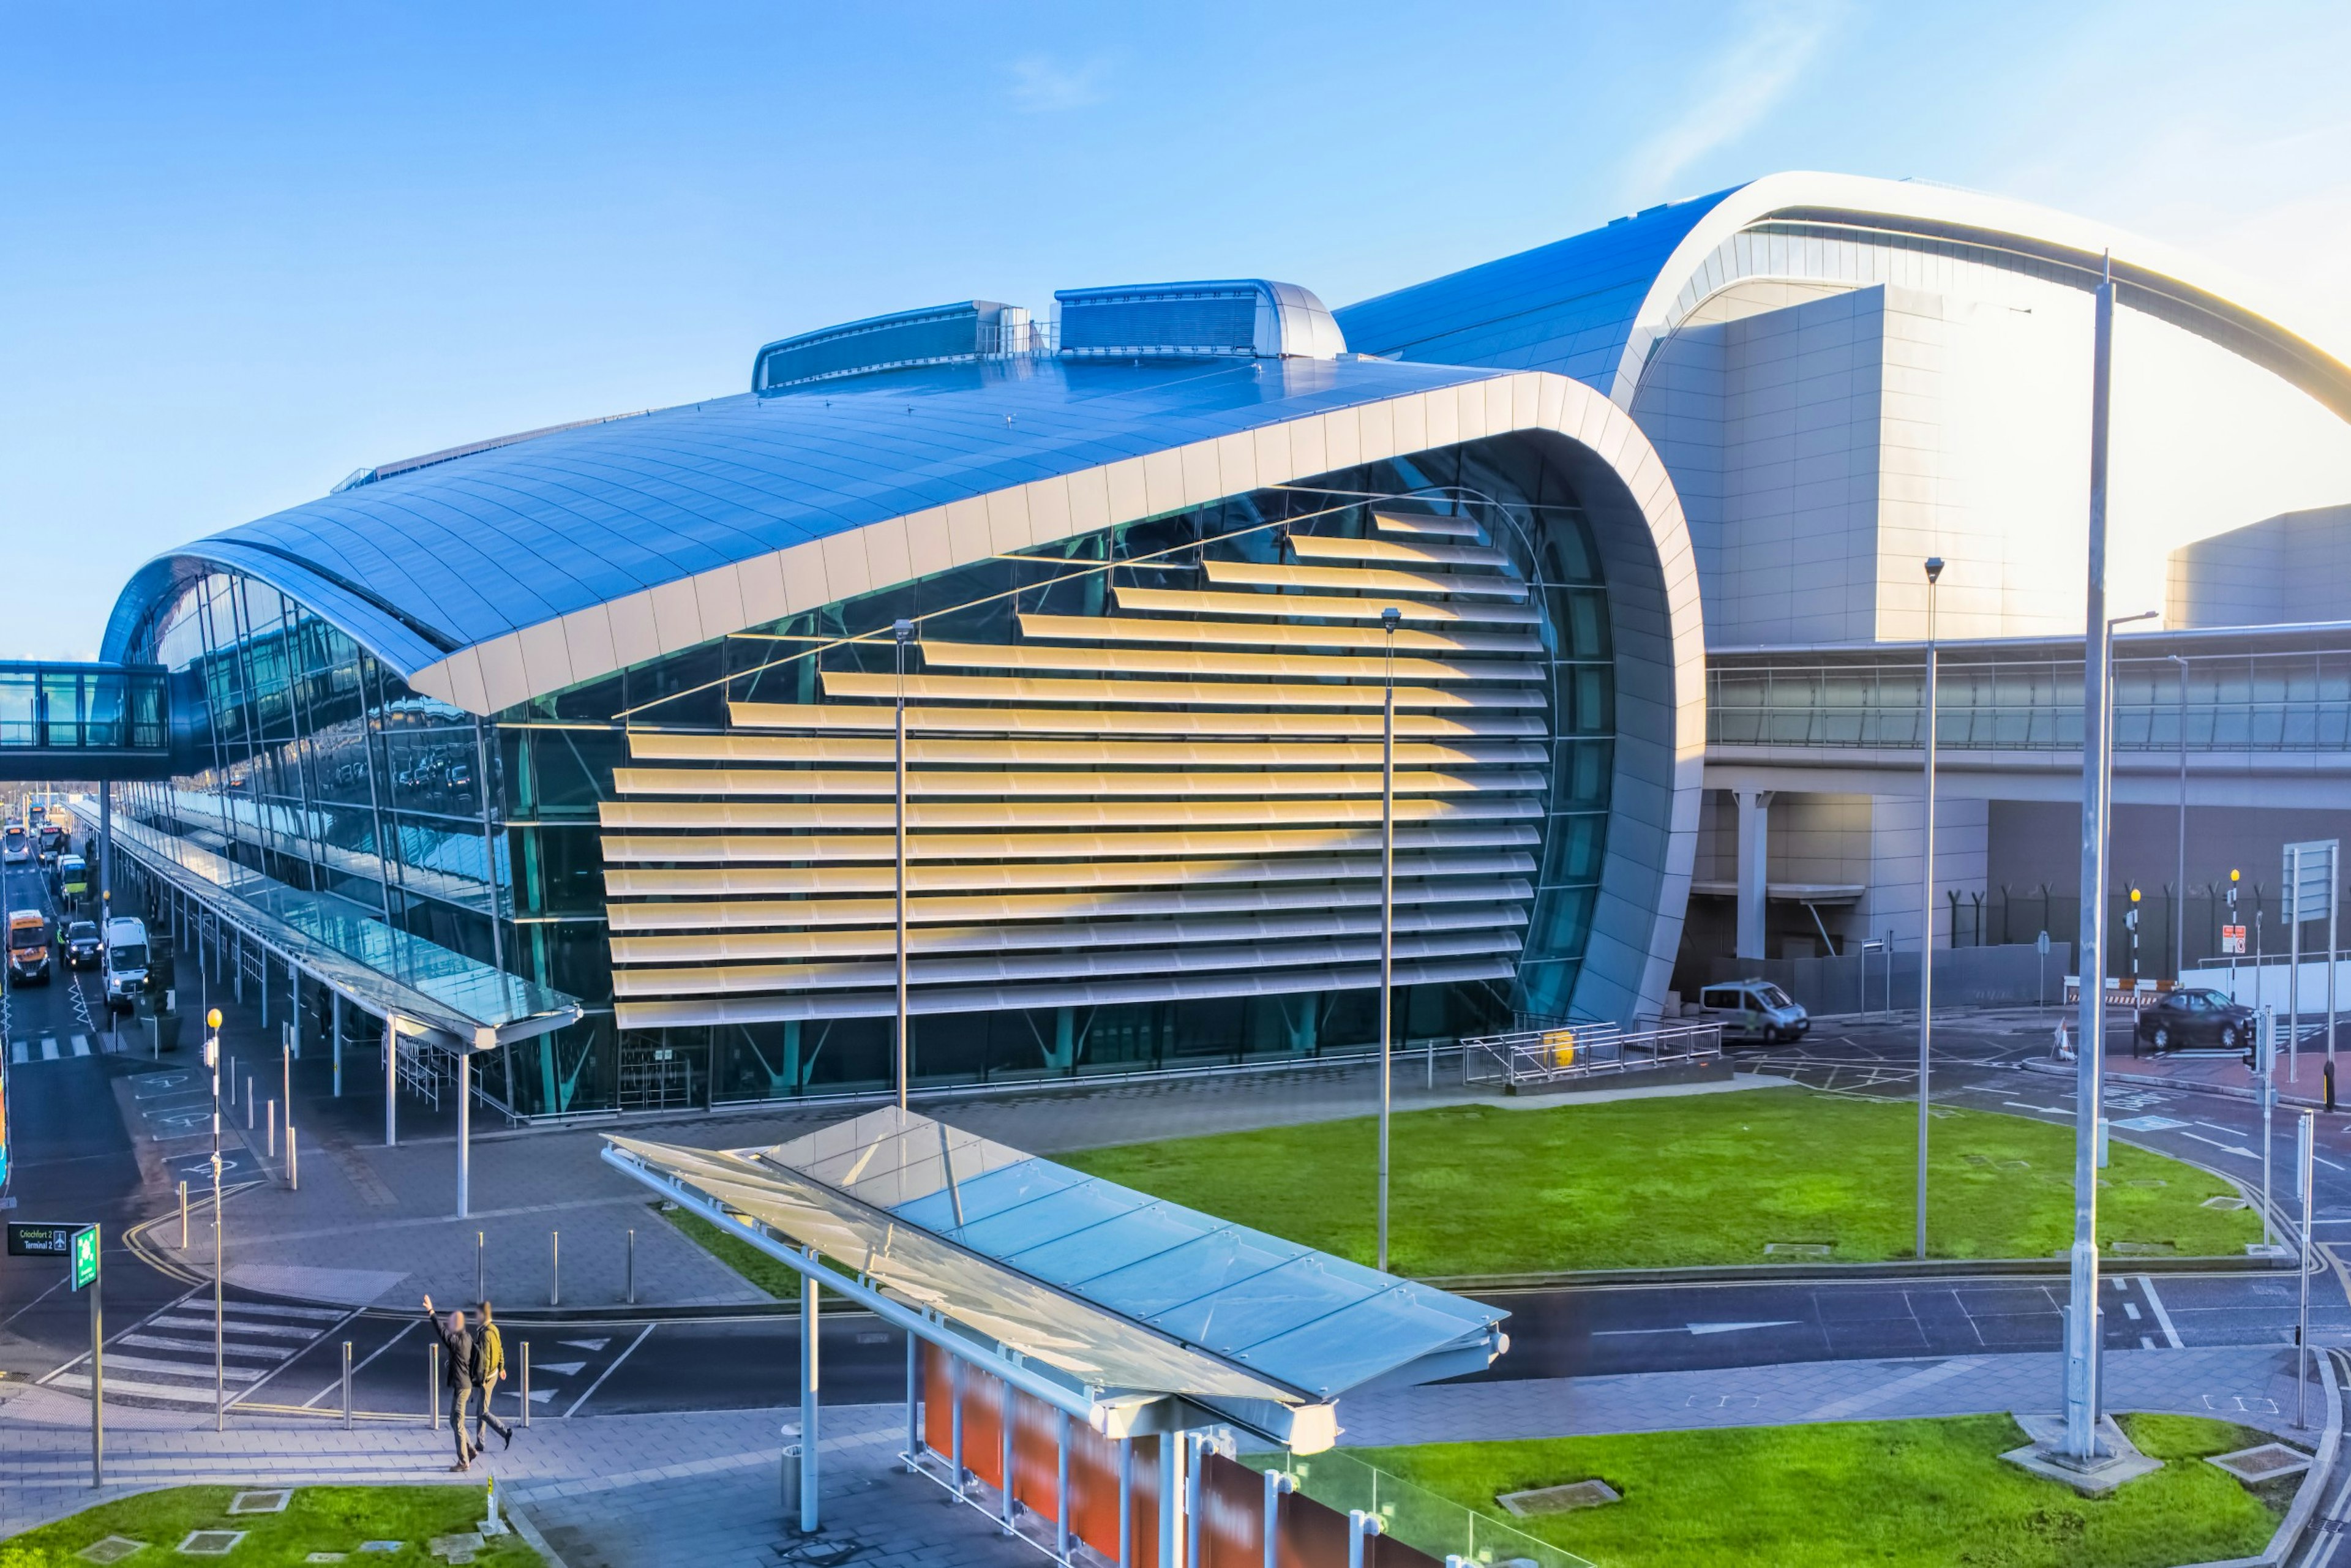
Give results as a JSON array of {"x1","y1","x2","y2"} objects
[{"x1": 1632, "y1": 247, "x2": 2351, "y2": 648}]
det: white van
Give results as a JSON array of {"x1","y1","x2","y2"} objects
[
  {"x1": 1694, "y1": 979, "x2": 1810, "y2": 1045},
  {"x1": 102, "y1": 917, "x2": 151, "y2": 1014}
]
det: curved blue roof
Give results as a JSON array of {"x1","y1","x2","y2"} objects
[
  {"x1": 1335, "y1": 189, "x2": 1739, "y2": 392},
  {"x1": 105, "y1": 353, "x2": 1504, "y2": 677}
]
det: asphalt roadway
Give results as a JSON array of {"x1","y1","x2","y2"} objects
[{"x1": 4, "y1": 872, "x2": 2347, "y2": 1419}]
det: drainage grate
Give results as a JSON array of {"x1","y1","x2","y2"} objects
[
  {"x1": 77, "y1": 1539, "x2": 147, "y2": 1564},
  {"x1": 228, "y1": 1491, "x2": 291, "y2": 1516},
  {"x1": 2208, "y1": 1442, "x2": 2312, "y2": 1484},
  {"x1": 175, "y1": 1533, "x2": 246, "y2": 1557}
]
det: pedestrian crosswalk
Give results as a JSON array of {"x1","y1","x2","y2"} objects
[
  {"x1": 6, "y1": 1033, "x2": 92, "y2": 1065},
  {"x1": 45, "y1": 1293, "x2": 351, "y2": 1408}
]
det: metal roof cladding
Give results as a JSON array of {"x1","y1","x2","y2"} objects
[
  {"x1": 1335, "y1": 190, "x2": 1731, "y2": 392},
  {"x1": 102, "y1": 352, "x2": 1507, "y2": 681},
  {"x1": 607, "y1": 1105, "x2": 1507, "y2": 1408}
]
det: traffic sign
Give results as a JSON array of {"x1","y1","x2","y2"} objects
[
  {"x1": 2223, "y1": 925, "x2": 2248, "y2": 955},
  {"x1": 70, "y1": 1225, "x2": 98, "y2": 1290},
  {"x1": 7, "y1": 1221, "x2": 77, "y2": 1257}
]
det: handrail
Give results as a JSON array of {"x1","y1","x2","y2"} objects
[{"x1": 1461, "y1": 1019, "x2": 1721, "y2": 1090}]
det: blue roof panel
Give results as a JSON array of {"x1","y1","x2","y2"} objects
[
  {"x1": 106, "y1": 354, "x2": 1505, "y2": 675},
  {"x1": 1334, "y1": 188, "x2": 1742, "y2": 394}
]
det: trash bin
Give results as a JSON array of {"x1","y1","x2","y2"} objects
[
  {"x1": 780, "y1": 1436, "x2": 801, "y2": 1523},
  {"x1": 149, "y1": 1010, "x2": 184, "y2": 1054}
]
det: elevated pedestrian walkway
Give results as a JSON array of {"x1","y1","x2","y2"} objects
[{"x1": 0, "y1": 660, "x2": 173, "y2": 780}]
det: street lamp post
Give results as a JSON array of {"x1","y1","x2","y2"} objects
[
  {"x1": 894, "y1": 618, "x2": 912, "y2": 1111},
  {"x1": 205, "y1": 1006, "x2": 224, "y2": 1432},
  {"x1": 1918, "y1": 557, "x2": 1943, "y2": 1264},
  {"x1": 1376, "y1": 606, "x2": 1400, "y2": 1275},
  {"x1": 2063, "y1": 257, "x2": 2117, "y2": 1466},
  {"x1": 2168, "y1": 655, "x2": 2188, "y2": 978}
]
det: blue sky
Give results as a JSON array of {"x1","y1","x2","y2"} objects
[{"x1": 5, "y1": 0, "x2": 2349, "y2": 657}]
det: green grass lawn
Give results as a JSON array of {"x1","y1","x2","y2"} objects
[
  {"x1": 0, "y1": 1485, "x2": 540, "y2": 1567},
  {"x1": 1058, "y1": 1090, "x2": 2259, "y2": 1274},
  {"x1": 1341, "y1": 1413, "x2": 2287, "y2": 1568}
]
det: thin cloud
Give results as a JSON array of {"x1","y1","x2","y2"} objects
[
  {"x1": 1007, "y1": 54, "x2": 1113, "y2": 113},
  {"x1": 1618, "y1": 0, "x2": 1845, "y2": 202}
]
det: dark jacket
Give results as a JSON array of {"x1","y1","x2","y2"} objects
[{"x1": 428, "y1": 1313, "x2": 480, "y2": 1389}]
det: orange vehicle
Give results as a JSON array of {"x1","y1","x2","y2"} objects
[{"x1": 7, "y1": 909, "x2": 50, "y2": 985}]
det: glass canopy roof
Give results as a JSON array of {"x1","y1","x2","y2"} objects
[
  {"x1": 100, "y1": 808, "x2": 580, "y2": 1046},
  {"x1": 608, "y1": 1105, "x2": 1505, "y2": 1406}
]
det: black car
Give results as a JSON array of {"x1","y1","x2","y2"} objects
[
  {"x1": 62, "y1": 919, "x2": 101, "y2": 969},
  {"x1": 2133, "y1": 987, "x2": 2253, "y2": 1054}
]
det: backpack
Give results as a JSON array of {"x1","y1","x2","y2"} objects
[{"x1": 478, "y1": 1322, "x2": 504, "y2": 1382}]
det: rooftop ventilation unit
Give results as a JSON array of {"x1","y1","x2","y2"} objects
[
  {"x1": 1054, "y1": 279, "x2": 1345, "y2": 361},
  {"x1": 752, "y1": 301, "x2": 1032, "y2": 392}
]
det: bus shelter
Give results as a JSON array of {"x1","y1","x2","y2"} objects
[{"x1": 602, "y1": 1106, "x2": 1510, "y2": 1566}]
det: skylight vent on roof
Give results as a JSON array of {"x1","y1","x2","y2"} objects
[
  {"x1": 753, "y1": 301, "x2": 1033, "y2": 392},
  {"x1": 1054, "y1": 279, "x2": 1344, "y2": 360}
]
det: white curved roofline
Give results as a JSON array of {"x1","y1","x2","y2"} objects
[{"x1": 1607, "y1": 171, "x2": 2351, "y2": 417}]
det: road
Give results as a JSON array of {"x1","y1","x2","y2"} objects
[{"x1": 6, "y1": 928, "x2": 2350, "y2": 1419}]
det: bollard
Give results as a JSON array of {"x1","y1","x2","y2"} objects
[
  {"x1": 781, "y1": 1435, "x2": 803, "y2": 1523},
  {"x1": 179, "y1": 1182, "x2": 189, "y2": 1249},
  {"x1": 626, "y1": 1229, "x2": 636, "y2": 1306},
  {"x1": 550, "y1": 1231, "x2": 560, "y2": 1308},
  {"x1": 246, "y1": 1079, "x2": 254, "y2": 1130},
  {"x1": 476, "y1": 1232, "x2": 484, "y2": 1303},
  {"x1": 430, "y1": 1343, "x2": 441, "y2": 1428},
  {"x1": 342, "y1": 1341, "x2": 353, "y2": 1430},
  {"x1": 522, "y1": 1343, "x2": 531, "y2": 1428},
  {"x1": 267, "y1": 1099, "x2": 276, "y2": 1158},
  {"x1": 288, "y1": 1125, "x2": 298, "y2": 1191}
]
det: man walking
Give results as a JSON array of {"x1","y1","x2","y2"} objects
[
  {"x1": 472, "y1": 1300, "x2": 516, "y2": 1452},
  {"x1": 422, "y1": 1294, "x2": 478, "y2": 1471}
]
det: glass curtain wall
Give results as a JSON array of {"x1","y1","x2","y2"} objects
[
  {"x1": 118, "y1": 433, "x2": 1620, "y2": 1120},
  {"x1": 501, "y1": 432, "x2": 1616, "y2": 1116},
  {"x1": 119, "y1": 569, "x2": 510, "y2": 980}
]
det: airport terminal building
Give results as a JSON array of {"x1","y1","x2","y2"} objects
[{"x1": 84, "y1": 171, "x2": 2351, "y2": 1117}]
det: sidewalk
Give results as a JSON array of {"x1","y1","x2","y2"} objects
[
  {"x1": 0, "y1": 1346, "x2": 2322, "y2": 1561},
  {"x1": 0, "y1": 1381, "x2": 1025, "y2": 1566},
  {"x1": 140, "y1": 976, "x2": 1796, "y2": 1313}
]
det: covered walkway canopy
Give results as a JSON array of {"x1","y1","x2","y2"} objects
[
  {"x1": 606, "y1": 1105, "x2": 1505, "y2": 1449},
  {"x1": 604, "y1": 1106, "x2": 1510, "y2": 1559}
]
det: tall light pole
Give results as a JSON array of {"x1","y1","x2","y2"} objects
[
  {"x1": 1918, "y1": 557, "x2": 1943, "y2": 1263},
  {"x1": 205, "y1": 1006, "x2": 224, "y2": 1432},
  {"x1": 893, "y1": 618, "x2": 912, "y2": 1111},
  {"x1": 2063, "y1": 255, "x2": 2117, "y2": 1466},
  {"x1": 1375, "y1": 606, "x2": 1400, "y2": 1274},
  {"x1": 2168, "y1": 654, "x2": 2188, "y2": 978}
]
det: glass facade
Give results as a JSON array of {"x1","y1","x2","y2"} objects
[{"x1": 118, "y1": 432, "x2": 1621, "y2": 1118}]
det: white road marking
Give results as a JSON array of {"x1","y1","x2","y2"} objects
[
  {"x1": 69, "y1": 1034, "x2": 88, "y2": 1057},
  {"x1": 532, "y1": 1360, "x2": 587, "y2": 1376},
  {"x1": 2179, "y1": 1131, "x2": 2259, "y2": 1159},
  {"x1": 40, "y1": 1037, "x2": 58, "y2": 1061},
  {"x1": 2124, "y1": 1302, "x2": 2142, "y2": 1321},
  {"x1": 2003, "y1": 1101, "x2": 2071, "y2": 1116},
  {"x1": 2139, "y1": 1275, "x2": 2186, "y2": 1349},
  {"x1": 564, "y1": 1323, "x2": 656, "y2": 1418},
  {"x1": 1594, "y1": 1321, "x2": 1802, "y2": 1338},
  {"x1": 557, "y1": 1338, "x2": 610, "y2": 1351},
  {"x1": 7, "y1": 1041, "x2": 22, "y2": 1065}
]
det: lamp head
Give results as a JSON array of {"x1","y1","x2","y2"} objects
[
  {"x1": 2232, "y1": 869, "x2": 2241, "y2": 883},
  {"x1": 1381, "y1": 607, "x2": 1401, "y2": 632},
  {"x1": 2130, "y1": 887, "x2": 2141, "y2": 903},
  {"x1": 892, "y1": 618, "x2": 913, "y2": 643},
  {"x1": 1924, "y1": 557, "x2": 1944, "y2": 585}
]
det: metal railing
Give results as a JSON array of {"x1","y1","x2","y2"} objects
[
  {"x1": 1253, "y1": 1444, "x2": 1596, "y2": 1568},
  {"x1": 1461, "y1": 1019, "x2": 1722, "y2": 1090}
]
